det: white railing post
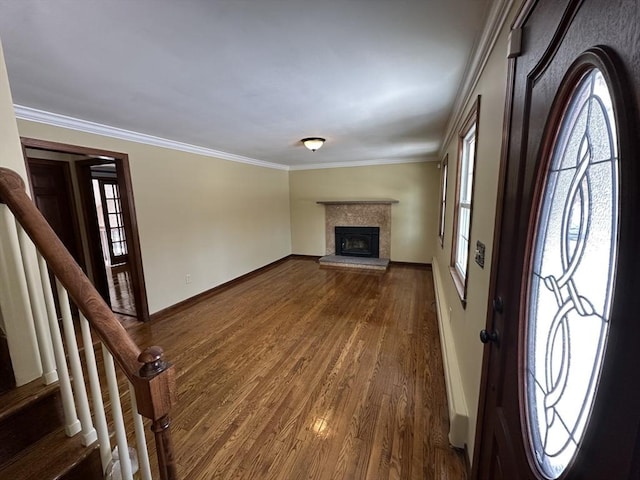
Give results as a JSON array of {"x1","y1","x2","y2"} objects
[
  {"x1": 78, "y1": 313, "x2": 112, "y2": 472},
  {"x1": 55, "y1": 279, "x2": 97, "y2": 446},
  {"x1": 129, "y1": 382, "x2": 152, "y2": 480},
  {"x1": 102, "y1": 344, "x2": 134, "y2": 480},
  {"x1": 16, "y1": 223, "x2": 57, "y2": 384},
  {"x1": 37, "y1": 253, "x2": 81, "y2": 436},
  {"x1": 0, "y1": 206, "x2": 41, "y2": 384}
]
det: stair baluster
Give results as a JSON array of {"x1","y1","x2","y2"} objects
[
  {"x1": 0, "y1": 205, "x2": 40, "y2": 383},
  {"x1": 16, "y1": 223, "x2": 57, "y2": 384},
  {"x1": 37, "y1": 251, "x2": 82, "y2": 437},
  {"x1": 130, "y1": 382, "x2": 153, "y2": 480},
  {"x1": 55, "y1": 280, "x2": 98, "y2": 446},
  {"x1": 78, "y1": 312, "x2": 112, "y2": 472},
  {"x1": 103, "y1": 344, "x2": 134, "y2": 480}
]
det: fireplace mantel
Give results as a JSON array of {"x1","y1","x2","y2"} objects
[
  {"x1": 319, "y1": 201, "x2": 395, "y2": 258},
  {"x1": 316, "y1": 199, "x2": 399, "y2": 205}
]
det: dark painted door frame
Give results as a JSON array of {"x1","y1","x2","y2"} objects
[{"x1": 20, "y1": 137, "x2": 150, "y2": 322}]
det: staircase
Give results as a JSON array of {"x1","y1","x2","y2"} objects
[
  {"x1": 0, "y1": 380, "x2": 102, "y2": 479},
  {"x1": 0, "y1": 166, "x2": 177, "y2": 480}
]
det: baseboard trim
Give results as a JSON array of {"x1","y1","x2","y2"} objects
[
  {"x1": 289, "y1": 254, "x2": 321, "y2": 261},
  {"x1": 389, "y1": 261, "x2": 431, "y2": 269},
  {"x1": 432, "y1": 256, "x2": 469, "y2": 449},
  {"x1": 150, "y1": 255, "x2": 292, "y2": 322}
]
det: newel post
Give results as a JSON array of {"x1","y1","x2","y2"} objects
[{"x1": 137, "y1": 346, "x2": 178, "y2": 480}]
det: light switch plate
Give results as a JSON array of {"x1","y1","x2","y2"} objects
[{"x1": 475, "y1": 241, "x2": 486, "y2": 268}]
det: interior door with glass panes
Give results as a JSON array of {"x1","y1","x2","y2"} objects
[
  {"x1": 98, "y1": 178, "x2": 128, "y2": 266},
  {"x1": 473, "y1": 0, "x2": 640, "y2": 479}
]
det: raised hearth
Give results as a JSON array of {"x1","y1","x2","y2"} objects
[{"x1": 318, "y1": 255, "x2": 389, "y2": 271}]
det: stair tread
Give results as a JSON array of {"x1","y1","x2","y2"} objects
[
  {"x1": 0, "y1": 379, "x2": 59, "y2": 422},
  {"x1": 0, "y1": 427, "x2": 101, "y2": 480}
]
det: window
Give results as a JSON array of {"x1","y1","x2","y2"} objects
[
  {"x1": 525, "y1": 68, "x2": 618, "y2": 479},
  {"x1": 450, "y1": 97, "x2": 480, "y2": 302},
  {"x1": 438, "y1": 155, "x2": 448, "y2": 246},
  {"x1": 95, "y1": 178, "x2": 128, "y2": 265}
]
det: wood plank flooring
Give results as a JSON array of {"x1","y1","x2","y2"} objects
[
  {"x1": 126, "y1": 257, "x2": 466, "y2": 479},
  {"x1": 107, "y1": 263, "x2": 136, "y2": 317}
]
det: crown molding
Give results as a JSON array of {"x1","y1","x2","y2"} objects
[
  {"x1": 14, "y1": 106, "x2": 439, "y2": 172},
  {"x1": 13, "y1": 105, "x2": 290, "y2": 171},
  {"x1": 439, "y1": 0, "x2": 515, "y2": 157},
  {"x1": 289, "y1": 156, "x2": 437, "y2": 171}
]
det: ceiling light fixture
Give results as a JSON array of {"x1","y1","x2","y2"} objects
[{"x1": 301, "y1": 137, "x2": 325, "y2": 152}]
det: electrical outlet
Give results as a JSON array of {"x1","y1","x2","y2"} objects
[{"x1": 185, "y1": 274, "x2": 192, "y2": 284}]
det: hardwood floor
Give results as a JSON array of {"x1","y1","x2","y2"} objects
[
  {"x1": 126, "y1": 258, "x2": 466, "y2": 479},
  {"x1": 107, "y1": 263, "x2": 136, "y2": 317}
]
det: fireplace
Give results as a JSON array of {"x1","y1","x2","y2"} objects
[{"x1": 335, "y1": 226, "x2": 380, "y2": 258}]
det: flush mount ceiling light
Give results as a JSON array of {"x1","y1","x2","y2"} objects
[{"x1": 301, "y1": 137, "x2": 325, "y2": 152}]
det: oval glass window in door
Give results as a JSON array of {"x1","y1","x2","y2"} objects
[{"x1": 525, "y1": 68, "x2": 619, "y2": 479}]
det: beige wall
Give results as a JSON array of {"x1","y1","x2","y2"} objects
[
  {"x1": 289, "y1": 161, "x2": 439, "y2": 263},
  {"x1": 0, "y1": 49, "x2": 26, "y2": 177},
  {"x1": 17, "y1": 120, "x2": 292, "y2": 314},
  {"x1": 432, "y1": 3, "x2": 519, "y2": 461},
  {"x1": 0, "y1": 39, "x2": 43, "y2": 384}
]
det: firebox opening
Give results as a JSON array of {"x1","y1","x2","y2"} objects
[{"x1": 335, "y1": 226, "x2": 380, "y2": 258}]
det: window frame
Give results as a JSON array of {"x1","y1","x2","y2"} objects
[
  {"x1": 438, "y1": 154, "x2": 448, "y2": 247},
  {"x1": 450, "y1": 96, "x2": 480, "y2": 305}
]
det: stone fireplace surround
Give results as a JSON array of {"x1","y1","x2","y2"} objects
[{"x1": 317, "y1": 200, "x2": 398, "y2": 259}]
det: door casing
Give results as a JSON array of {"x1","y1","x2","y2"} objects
[{"x1": 21, "y1": 137, "x2": 150, "y2": 322}]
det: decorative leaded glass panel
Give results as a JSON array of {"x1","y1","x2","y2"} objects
[{"x1": 525, "y1": 68, "x2": 619, "y2": 479}]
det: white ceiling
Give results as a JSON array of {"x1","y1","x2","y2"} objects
[{"x1": 0, "y1": 1, "x2": 492, "y2": 168}]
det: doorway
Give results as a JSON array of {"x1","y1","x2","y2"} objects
[
  {"x1": 473, "y1": 1, "x2": 640, "y2": 478},
  {"x1": 21, "y1": 138, "x2": 150, "y2": 322},
  {"x1": 90, "y1": 163, "x2": 136, "y2": 317}
]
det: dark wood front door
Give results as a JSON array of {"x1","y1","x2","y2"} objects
[{"x1": 474, "y1": 1, "x2": 640, "y2": 479}]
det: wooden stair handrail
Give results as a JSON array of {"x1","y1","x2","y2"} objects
[{"x1": 0, "y1": 167, "x2": 177, "y2": 479}]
